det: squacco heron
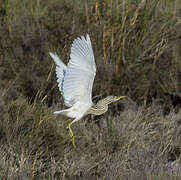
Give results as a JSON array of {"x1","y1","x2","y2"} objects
[{"x1": 49, "y1": 34, "x2": 126, "y2": 147}]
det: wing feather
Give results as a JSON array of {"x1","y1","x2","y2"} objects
[
  {"x1": 63, "y1": 34, "x2": 96, "y2": 107},
  {"x1": 49, "y1": 34, "x2": 96, "y2": 108},
  {"x1": 49, "y1": 52, "x2": 67, "y2": 93}
]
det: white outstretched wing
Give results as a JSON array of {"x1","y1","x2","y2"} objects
[
  {"x1": 50, "y1": 34, "x2": 96, "y2": 107},
  {"x1": 63, "y1": 34, "x2": 96, "y2": 107}
]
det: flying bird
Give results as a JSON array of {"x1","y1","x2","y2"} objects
[{"x1": 49, "y1": 34, "x2": 126, "y2": 147}]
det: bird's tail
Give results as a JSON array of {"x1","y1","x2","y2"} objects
[{"x1": 53, "y1": 109, "x2": 69, "y2": 115}]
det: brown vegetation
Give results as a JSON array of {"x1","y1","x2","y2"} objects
[{"x1": 0, "y1": 0, "x2": 181, "y2": 179}]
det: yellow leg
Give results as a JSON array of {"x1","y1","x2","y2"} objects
[{"x1": 66, "y1": 121, "x2": 76, "y2": 148}]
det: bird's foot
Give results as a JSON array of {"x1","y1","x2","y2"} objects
[{"x1": 66, "y1": 122, "x2": 76, "y2": 148}]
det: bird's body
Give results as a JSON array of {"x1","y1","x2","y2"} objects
[
  {"x1": 49, "y1": 34, "x2": 126, "y2": 147},
  {"x1": 54, "y1": 96, "x2": 120, "y2": 120},
  {"x1": 54, "y1": 101, "x2": 92, "y2": 121}
]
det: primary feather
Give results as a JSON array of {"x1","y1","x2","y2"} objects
[{"x1": 49, "y1": 52, "x2": 67, "y2": 94}]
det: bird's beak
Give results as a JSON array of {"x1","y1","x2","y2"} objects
[{"x1": 114, "y1": 96, "x2": 127, "y2": 100}]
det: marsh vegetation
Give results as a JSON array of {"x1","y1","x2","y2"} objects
[{"x1": 0, "y1": 0, "x2": 181, "y2": 179}]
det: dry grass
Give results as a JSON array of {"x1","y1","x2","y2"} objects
[
  {"x1": 1, "y1": 98, "x2": 181, "y2": 179},
  {"x1": 0, "y1": 0, "x2": 181, "y2": 179},
  {"x1": 0, "y1": 0, "x2": 181, "y2": 103}
]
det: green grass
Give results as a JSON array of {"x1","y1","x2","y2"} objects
[{"x1": 0, "y1": 0, "x2": 181, "y2": 179}]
